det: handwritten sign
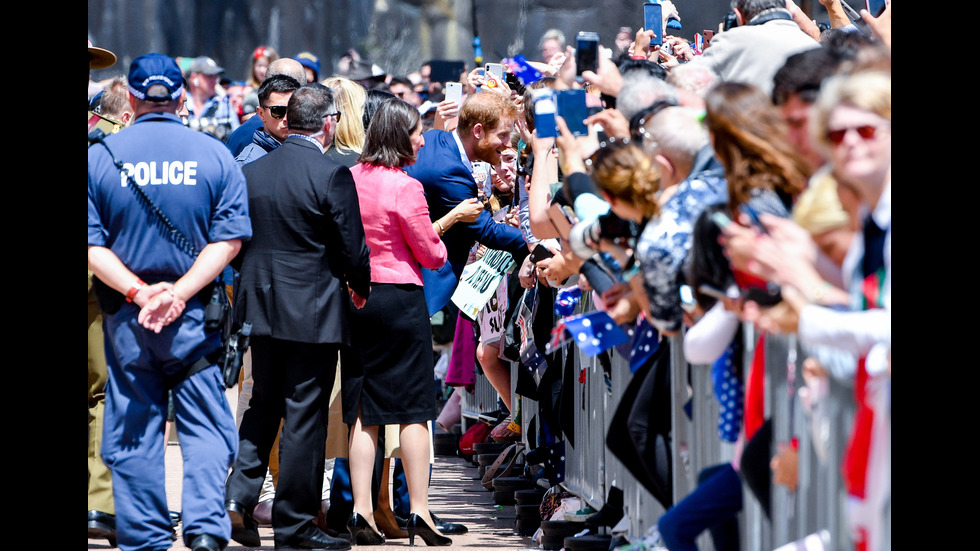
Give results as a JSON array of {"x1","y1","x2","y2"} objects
[{"x1": 451, "y1": 248, "x2": 516, "y2": 320}]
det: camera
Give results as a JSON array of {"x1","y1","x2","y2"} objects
[
  {"x1": 723, "y1": 11, "x2": 739, "y2": 31},
  {"x1": 568, "y1": 211, "x2": 640, "y2": 260},
  {"x1": 184, "y1": 115, "x2": 235, "y2": 142}
]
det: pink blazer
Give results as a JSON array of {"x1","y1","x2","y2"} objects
[{"x1": 350, "y1": 163, "x2": 448, "y2": 286}]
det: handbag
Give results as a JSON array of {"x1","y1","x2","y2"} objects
[{"x1": 90, "y1": 129, "x2": 249, "y2": 388}]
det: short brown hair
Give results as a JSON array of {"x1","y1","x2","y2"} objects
[{"x1": 457, "y1": 91, "x2": 518, "y2": 137}]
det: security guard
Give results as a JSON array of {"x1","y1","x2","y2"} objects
[{"x1": 88, "y1": 53, "x2": 252, "y2": 551}]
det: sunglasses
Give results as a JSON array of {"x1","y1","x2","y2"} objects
[
  {"x1": 327, "y1": 111, "x2": 342, "y2": 121},
  {"x1": 825, "y1": 124, "x2": 883, "y2": 146},
  {"x1": 262, "y1": 105, "x2": 288, "y2": 119},
  {"x1": 585, "y1": 136, "x2": 632, "y2": 168}
]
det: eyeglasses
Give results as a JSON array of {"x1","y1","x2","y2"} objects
[
  {"x1": 262, "y1": 105, "x2": 288, "y2": 119},
  {"x1": 825, "y1": 124, "x2": 884, "y2": 146},
  {"x1": 629, "y1": 99, "x2": 679, "y2": 143},
  {"x1": 326, "y1": 111, "x2": 341, "y2": 121}
]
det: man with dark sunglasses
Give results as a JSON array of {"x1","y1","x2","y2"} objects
[{"x1": 236, "y1": 74, "x2": 303, "y2": 166}]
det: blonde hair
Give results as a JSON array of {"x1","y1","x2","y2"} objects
[
  {"x1": 322, "y1": 76, "x2": 368, "y2": 154},
  {"x1": 590, "y1": 140, "x2": 661, "y2": 219},
  {"x1": 792, "y1": 169, "x2": 850, "y2": 234},
  {"x1": 810, "y1": 70, "x2": 891, "y2": 160}
]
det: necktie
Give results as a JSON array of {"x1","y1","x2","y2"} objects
[{"x1": 843, "y1": 211, "x2": 888, "y2": 504}]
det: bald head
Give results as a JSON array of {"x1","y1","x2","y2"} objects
[{"x1": 267, "y1": 58, "x2": 307, "y2": 84}]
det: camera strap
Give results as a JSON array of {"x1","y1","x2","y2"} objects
[
  {"x1": 747, "y1": 8, "x2": 793, "y2": 26},
  {"x1": 90, "y1": 128, "x2": 230, "y2": 387}
]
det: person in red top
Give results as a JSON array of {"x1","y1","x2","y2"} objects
[{"x1": 342, "y1": 98, "x2": 454, "y2": 547}]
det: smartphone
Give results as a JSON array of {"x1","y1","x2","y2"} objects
[
  {"x1": 529, "y1": 244, "x2": 556, "y2": 264},
  {"x1": 533, "y1": 88, "x2": 558, "y2": 138},
  {"x1": 742, "y1": 284, "x2": 783, "y2": 307},
  {"x1": 643, "y1": 2, "x2": 664, "y2": 47},
  {"x1": 485, "y1": 63, "x2": 504, "y2": 80},
  {"x1": 444, "y1": 82, "x2": 462, "y2": 109},
  {"x1": 865, "y1": 0, "x2": 886, "y2": 17},
  {"x1": 698, "y1": 283, "x2": 736, "y2": 301},
  {"x1": 575, "y1": 32, "x2": 600, "y2": 81},
  {"x1": 475, "y1": 67, "x2": 485, "y2": 92},
  {"x1": 679, "y1": 284, "x2": 697, "y2": 314},
  {"x1": 738, "y1": 203, "x2": 769, "y2": 234},
  {"x1": 557, "y1": 89, "x2": 589, "y2": 137},
  {"x1": 711, "y1": 211, "x2": 732, "y2": 230}
]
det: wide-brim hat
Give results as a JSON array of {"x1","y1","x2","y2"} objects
[
  {"x1": 89, "y1": 40, "x2": 117, "y2": 70},
  {"x1": 345, "y1": 60, "x2": 386, "y2": 82}
]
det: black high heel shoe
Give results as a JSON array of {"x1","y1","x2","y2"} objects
[
  {"x1": 406, "y1": 513, "x2": 452, "y2": 547},
  {"x1": 347, "y1": 512, "x2": 386, "y2": 545}
]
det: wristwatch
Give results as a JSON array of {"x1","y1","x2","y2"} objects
[{"x1": 126, "y1": 278, "x2": 146, "y2": 303}]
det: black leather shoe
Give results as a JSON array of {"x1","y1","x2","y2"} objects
[
  {"x1": 87, "y1": 510, "x2": 117, "y2": 546},
  {"x1": 170, "y1": 510, "x2": 182, "y2": 527},
  {"x1": 430, "y1": 513, "x2": 468, "y2": 535},
  {"x1": 188, "y1": 533, "x2": 224, "y2": 551},
  {"x1": 406, "y1": 513, "x2": 452, "y2": 547},
  {"x1": 276, "y1": 527, "x2": 352, "y2": 550},
  {"x1": 395, "y1": 514, "x2": 408, "y2": 529},
  {"x1": 226, "y1": 499, "x2": 262, "y2": 547},
  {"x1": 347, "y1": 512, "x2": 386, "y2": 545}
]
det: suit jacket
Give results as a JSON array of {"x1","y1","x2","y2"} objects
[
  {"x1": 235, "y1": 135, "x2": 372, "y2": 345},
  {"x1": 406, "y1": 129, "x2": 528, "y2": 282}
]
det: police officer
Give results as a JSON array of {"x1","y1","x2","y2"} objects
[{"x1": 88, "y1": 53, "x2": 252, "y2": 551}]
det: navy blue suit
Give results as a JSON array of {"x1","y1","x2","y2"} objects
[
  {"x1": 225, "y1": 115, "x2": 263, "y2": 158},
  {"x1": 406, "y1": 129, "x2": 527, "y2": 284}
]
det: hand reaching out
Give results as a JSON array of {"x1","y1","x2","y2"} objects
[
  {"x1": 581, "y1": 46, "x2": 624, "y2": 97},
  {"x1": 860, "y1": 1, "x2": 891, "y2": 47},
  {"x1": 433, "y1": 98, "x2": 460, "y2": 131},
  {"x1": 449, "y1": 197, "x2": 484, "y2": 224}
]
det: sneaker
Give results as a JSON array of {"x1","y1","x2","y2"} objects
[{"x1": 491, "y1": 416, "x2": 521, "y2": 442}]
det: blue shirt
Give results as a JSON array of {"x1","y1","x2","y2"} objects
[{"x1": 88, "y1": 111, "x2": 252, "y2": 284}]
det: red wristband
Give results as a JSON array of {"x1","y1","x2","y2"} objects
[{"x1": 125, "y1": 278, "x2": 146, "y2": 303}]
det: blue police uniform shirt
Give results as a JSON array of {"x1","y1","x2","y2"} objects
[{"x1": 88, "y1": 111, "x2": 252, "y2": 283}]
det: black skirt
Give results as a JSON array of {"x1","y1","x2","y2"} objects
[{"x1": 341, "y1": 283, "x2": 437, "y2": 426}]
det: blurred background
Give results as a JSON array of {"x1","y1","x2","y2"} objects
[{"x1": 89, "y1": 0, "x2": 849, "y2": 84}]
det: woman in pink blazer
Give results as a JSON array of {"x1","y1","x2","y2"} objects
[{"x1": 342, "y1": 98, "x2": 462, "y2": 547}]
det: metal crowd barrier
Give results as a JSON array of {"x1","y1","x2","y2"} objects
[{"x1": 451, "y1": 291, "x2": 888, "y2": 550}]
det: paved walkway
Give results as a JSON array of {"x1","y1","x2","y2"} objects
[{"x1": 88, "y1": 387, "x2": 540, "y2": 550}]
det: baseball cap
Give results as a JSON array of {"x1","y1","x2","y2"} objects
[
  {"x1": 127, "y1": 53, "x2": 185, "y2": 101},
  {"x1": 295, "y1": 51, "x2": 321, "y2": 79},
  {"x1": 187, "y1": 55, "x2": 225, "y2": 75},
  {"x1": 89, "y1": 40, "x2": 117, "y2": 70}
]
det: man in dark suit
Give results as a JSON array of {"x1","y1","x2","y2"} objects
[
  {"x1": 406, "y1": 90, "x2": 528, "y2": 311},
  {"x1": 225, "y1": 83, "x2": 371, "y2": 551}
]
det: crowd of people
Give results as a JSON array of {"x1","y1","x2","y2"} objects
[{"x1": 88, "y1": 0, "x2": 891, "y2": 549}]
